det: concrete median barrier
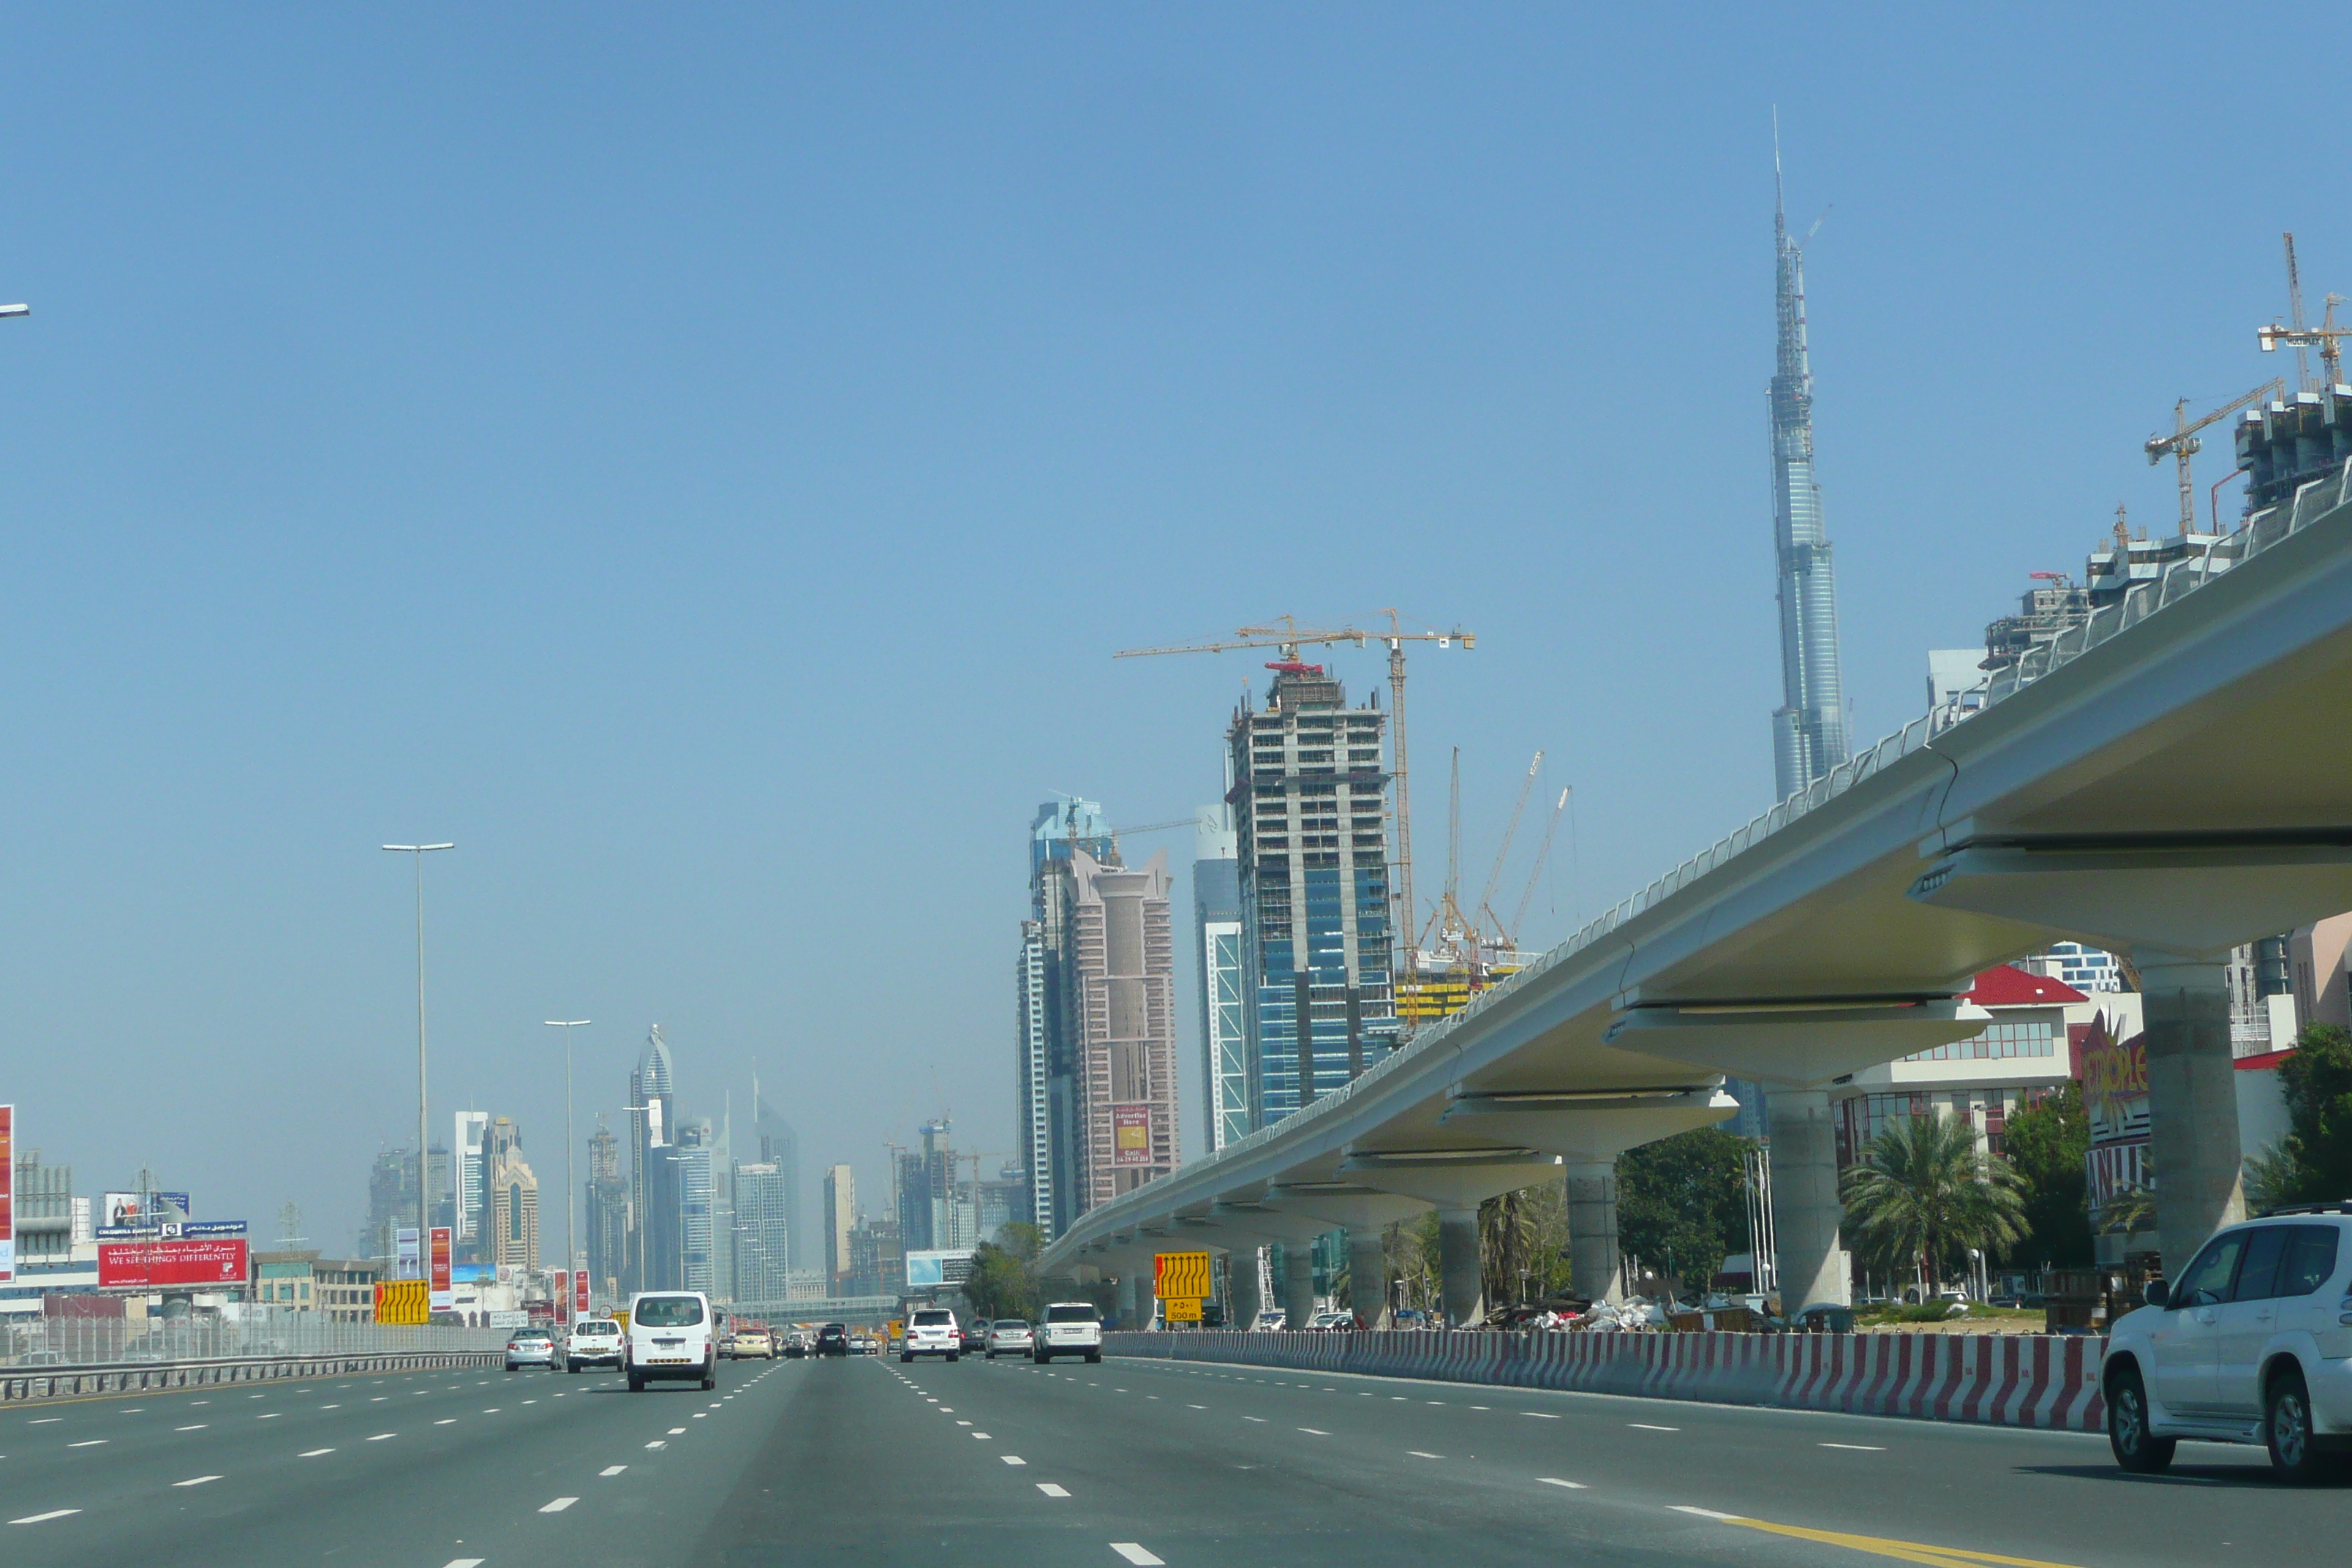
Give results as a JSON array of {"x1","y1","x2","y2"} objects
[
  {"x1": 1, "y1": 1349, "x2": 505, "y2": 1406},
  {"x1": 1106, "y1": 1330, "x2": 2106, "y2": 1431}
]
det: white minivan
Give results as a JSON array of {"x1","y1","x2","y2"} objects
[{"x1": 625, "y1": 1291, "x2": 717, "y2": 1392}]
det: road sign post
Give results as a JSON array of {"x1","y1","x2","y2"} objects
[{"x1": 1154, "y1": 1251, "x2": 1211, "y2": 1329}]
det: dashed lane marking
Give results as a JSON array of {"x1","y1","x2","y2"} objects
[
  {"x1": 1038, "y1": 1483, "x2": 1071, "y2": 1498},
  {"x1": 1522, "y1": 1412, "x2": 1560, "y2": 1419},
  {"x1": 1820, "y1": 1443, "x2": 1886, "y2": 1452},
  {"x1": 436, "y1": 1420, "x2": 456, "y2": 1425},
  {"x1": 442, "y1": 1559, "x2": 486, "y2": 1568},
  {"x1": 1407, "y1": 1450, "x2": 1444, "y2": 1459},
  {"x1": 1300, "y1": 1428, "x2": 1330, "y2": 1436},
  {"x1": 1111, "y1": 1546, "x2": 1166, "y2": 1566},
  {"x1": 1629, "y1": 1424, "x2": 1679, "y2": 1432},
  {"x1": 668, "y1": 1426, "x2": 686, "y2": 1435},
  {"x1": 600, "y1": 1466, "x2": 627, "y2": 1477},
  {"x1": 1242, "y1": 1416, "x2": 1266, "y2": 1423},
  {"x1": 1002, "y1": 1455, "x2": 1027, "y2": 1466},
  {"x1": 1539, "y1": 1478, "x2": 1588, "y2": 1490},
  {"x1": 67, "y1": 1440, "x2": 108, "y2": 1448},
  {"x1": 172, "y1": 1476, "x2": 222, "y2": 1488},
  {"x1": 299, "y1": 1448, "x2": 335, "y2": 1458},
  {"x1": 367, "y1": 1433, "x2": 396, "y2": 1442},
  {"x1": 10, "y1": 1511, "x2": 81, "y2": 1525},
  {"x1": 645, "y1": 1441, "x2": 667, "y2": 1450},
  {"x1": 176, "y1": 1425, "x2": 208, "y2": 1431},
  {"x1": 540, "y1": 1497, "x2": 578, "y2": 1513}
]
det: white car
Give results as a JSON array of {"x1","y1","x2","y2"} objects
[
  {"x1": 901, "y1": 1307, "x2": 962, "y2": 1362},
  {"x1": 2103, "y1": 1207, "x2": 2352, "y2": 1482},
  {"x1": 625, "y1": 1291, "x2": 717, "y2": 1392},
  {"x1": 566, "y1": 1318, "x2": 624, "y2": 1373},
  {"x1": 1033, "y1": 1301, "x2": 1102, "y2": 1364},
  {"x1": 985, "y1": 1319, "x2": 1034, "y2": 1358}
]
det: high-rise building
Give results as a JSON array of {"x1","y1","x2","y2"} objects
[
  {"x1": 753, "y1": 1082, "x2": 804, "y2": 1272},
  {"x1": 1193, "y1": 803, "x2": 1248, "y2": 1153},
  {"x1": 489, "y1": 1150, "x2": 539, "y2": 1270},
  {"x1": 1017, "y1": 798, "x2": 1115, "y2": 1241},
  {"x1": 821, "y1": 1164, "x2": 855, "y2": 1288},
  {"x1": 675, "y1": 1120, "x2": 716, "y2": 1296},
  {"x1": 453, "y1": 1111, "x2": 489, "y2": 1246},
  {"x1": 1229, "y1": 663, "x2": 1399, "y2": 1125},
  {"x1": 894, "y1": 1118, "x2": 954, "y2": 1255},
  {"x1": 628, "y1": 1028, "x2": 681, "y2": 1294},
  {"x1": 1061, "y1": 846, "x2": 1180, "y2": 1205},
  {"x1": 974, "y1": 1164, "x2": 1028, "y2": 1242},
  {"x1": 731, "y1": 1161, "x2": 791, "y2": 1303},
  {"x1": 584, "y1": 1121, "x2": 627, "y2": 1293},
  {"x1": 1768, "y1": 145, "x2": 1850, "y2": 802}
]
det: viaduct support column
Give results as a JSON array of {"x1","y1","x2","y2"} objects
[
  {"x1": 1437, "y1": 1206, "x2": 1482, "y2": 1327},
  {"x1": 1227, "y1": 1245, "x2": 1262, "y2": 1332},
  {"x1": 1118, "y1": 1270, "x2": 1145, "y2": 1330},
  {"x1": 1767, "y1": 1088, "x2": 1849, "y2": 1311},
  {"x1": 2140, "y1": 957, "x2": 2244, "y2": 1277},
  {"x1": 1563, "y1": 1161, "x2": 1625, "y2": 1304},
  {"x1": 1282, "y1": 1242, "x2": 1318, "y2": 1330},
  {"x1": 1346, "y1": 1229, "x2": 1391, "y2": 1329}
]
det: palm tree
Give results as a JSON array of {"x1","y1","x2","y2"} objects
[{"x1": 1841, "y1": 1112, "x2": 2028, "y2": 1294}]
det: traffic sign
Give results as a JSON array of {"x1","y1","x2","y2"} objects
[
  {"x1": 1154, "y1": 1250, "x2": 1211, "y2": 1303},
  {"x1": 1162, "y1": 1295, "x2": 1203, "y2": 1324}
]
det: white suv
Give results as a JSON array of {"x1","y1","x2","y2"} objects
[
  {"x1": 566, "y1": 1317, "x2": 624, "y2": 1373},
  {"x1": 2103, "y1": 1206, "x2": 2352, "y2": 1482},
  {"x1": 1033, "y1": 1301, "x2": 1102, "y2": 1364},
  {"x1": 625, "y1": 1292, "x2": 717, "y2": 1392},
  {"x1": 901, "y1": 1307, "x2": 962, "y2": 1362}
]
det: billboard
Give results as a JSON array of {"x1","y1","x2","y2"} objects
[
  {"x1": 553, "y1": 1270, "x2": 570, "y2": 1315},
  {"x1": 396, "y1": 1228, "x2": 421, "y2": 1274},
  {"x1": 904, "y1": 1249, "x2": 975, "y2": 1289},
  {"x1": 97, "y1": 1218, "x2": 246, "y2": 1241},
  {"x1": 575, "y1": 1269, "x2": 592, "y2": 1317},
  {"x1": 428, "y1": 1227, "x2": 453, "y2": 1311},
  {"x1": 1112, "y1": 1104, "x2": 1152, "y2": 1167},
  {"x1": 103, "y1": 1191, "x2": 191, "y2": 1228},
  {"x1": 0, "y1": 1104, "x2": 14, "y2": 1284},
  {"x1": 97, "y1": 1237, "x2": 249, "y2": 1289}
]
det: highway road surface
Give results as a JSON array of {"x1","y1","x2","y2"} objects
[{"x1": 1, "y1": 1349, "x2": 2338, "y2": 1567}]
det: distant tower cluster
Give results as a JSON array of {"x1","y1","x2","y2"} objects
[{"x1": 1768, "y1": 143, "x2": 1850, "y2": 801}]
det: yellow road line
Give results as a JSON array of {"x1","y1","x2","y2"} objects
[{"x1": 1673, "y1": 1507, "x2": 2092, "y2": 1568}]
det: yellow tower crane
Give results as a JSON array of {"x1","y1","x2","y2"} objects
[
  {"x1": 2144, "y1": 377, "x2": 2285, "y2": 535},
  {"x1": 1115, "y1": 611, "x2": 1474, "y2": 971}
]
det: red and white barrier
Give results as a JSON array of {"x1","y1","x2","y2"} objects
[{"x1": 1104, "y1": 1329, "x2": 2106, "y2": 1432}]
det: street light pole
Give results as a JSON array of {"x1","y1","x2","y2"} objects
[
  {"x1": 384, "y1": 843, "x2": 455, "y2": 1265},
  {"x1": 544, "y1": 1019, "x2": 591, "y2": 1311}
]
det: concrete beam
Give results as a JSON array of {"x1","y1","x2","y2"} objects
[
  {"x1": 1603, "y1": 1001, "x2": 1987, "y2": 1090},
  {"x1": 1335, "y1": 1150, "x2": 1563, "y2": 1209},
  {"x1": 1439, "y1": 1086, "x2": 1738, "y2": 1160}
]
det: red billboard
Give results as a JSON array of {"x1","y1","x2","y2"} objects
[
  {"x1": 429, "y1": 1226, "x2": 453, "y2": 1311},
  {"x1": 574, "y1": 1268, "x2": 591, "y2": 1316},
  {"x1": 553, "y1": 1270, "x2": 570, "y2": 1316},
  {"x1": 97, "y1": 1237, "x2": 249, "y2": 1289},
  {"x1": 0, "y1": 1104, "x2": 15, "y2": 1285},
  {"x1": 1112, "y1": 1104, "x2": 1153, "y2": 1167}
]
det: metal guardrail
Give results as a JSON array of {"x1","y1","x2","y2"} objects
[
  {"x1": 1, "y1": 1346, "x2": 505, "y2": 1405},
  {"x1": 4, "y1": 1310, "x2": 510, "y2": 1368},
  {"x1": 1053, "y1": 457, "x2": 2352, "y2": 1250}
]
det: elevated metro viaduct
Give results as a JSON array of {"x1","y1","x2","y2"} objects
[{"x1": 1043, "y1": 469, "x2": 2352, "y2": 1329}]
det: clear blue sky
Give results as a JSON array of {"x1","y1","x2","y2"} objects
[{"x1": 0, "y1": 5, "x2": 2328, "y2": 1257}]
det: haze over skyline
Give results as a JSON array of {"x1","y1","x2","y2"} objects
[{"x1": 1, "y1": 5, "x2": 2333, "y2": 1256}]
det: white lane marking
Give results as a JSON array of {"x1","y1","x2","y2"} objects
[
  {"x1": 367, "y1": 1433, "x2": 396, "y2": 1441},
  {"x1": 1539, "y1": 1477, "x2": 1588, "y2": 1490},
  {"x1": 1186, "y1": 1403, "x2": 1205, "y2": 1409},
  {"x1": 436, "y1": 1419, "x2": 456, "y2": 1425},
  {"x1": 443, "y1": 1560, "x2": 486, "y2": 1568},
  {"x1": 10, "y1": 1510, "x2": 81, "y2": 1525},
  {"x1": 321, "y1": 1404, "x2": 341, "y2": 1409},
  {"x1": 1111, "y1": 1546, "x2": 1166, "y2": 1566},
  {"x1": 1629, "y1": 1423, "x2": 1679, "y2": 1432},
  {"x1": 173, "y1": 1476, "x2": 222, "y2": 1488},
  {"x1": 176, "y1": 1424, "x2": 208, "y2": 1431},
  {"x1": 483, "y1": 1409, "x2": 502, "y2": 1414},
  {"x1": 1522, "y1": 1411, "x2": 1560, "y2": 1419},
  {"x1": 27, "y1": 1419, "x2": 61, "y2": 1425},
  {"x1": 1300, "y1": 1428, "x2": 1330, "y2": 1436},
  {"x1": 600, "y1": 1466, "x2": 627, "y2": 1477},
  {"x1": 1407, "y1": 1450, "x2": 1444, "y2": 1459},
  {"x1": 645, "y1": 1440, "x2": 667, "y2": 1450},
  {"x1": 189, "y1": 1401, "x2": 210, "y2": 1406},
  {"x1": 68, "y1": 1440, "x2": 108, "y2": 1448},
  {"x1": 668, "y1": 1426, "x2": 686, "y2": 1435},
  {"x1": 692, "y1": 1413, "x2": 707, "y2": 1420},
  {"x1": 938, "y1": 1407, "x2": 954, "y2": 1413},
  {"x1": 299, "y1": 1448, "x2": 335, "y2": 1457},
  {"x1": 1002, "y1": 1455, "x2": 1026, "y2": 1465},
  {"x1": 1820, "y1": 1442, "x2": 1885, "y2": 1452},
  {"x1": 1242, "y1": 1415, "x2": 1266, "y2": 1423},
  {"x1": 540, "y1": 1497, "x2": 578, "y2": 1512},
  {"x1": 523, "y1": 1400, "x2": 538, "y2": 1406},
  {"x1": 121, "y1": 1409, "x2": 145, "y2": 1414},
  {"x1": 258, "y1": 1413, "x2": 281, "y2": 1420},
  {"x1": 1471, "y1": 1406, "x2": 1490, "y2": 1411},
  {"x1": 1427, "y1": 1401, "x2": 1445, "y2": 1406},
  {"x1": 957, "y1": 1420, "x2": 973, "y2": 1426},
  {"x1": 1038, "y1": 1483, "x2": 1071, "y2": 1498},
  {"x1": 1671, "y1": 1506, "x2": 1743, "y2": 1521}
]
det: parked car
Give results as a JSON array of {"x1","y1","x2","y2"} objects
[
  {"x1": 565, "y1": 1318, "x2": 625, "y2": 1373},
  {"x1": 505, "y1": 1326, "x2": 558, "y2": 1371},
  {"x1": 901, "y1": 1308, "x2": 962, "y2": 1362},
  {"x1": 1306, "y1": 1309, "x2": 1357, "y2": 1331},
  {"x1": 815, "y1": 1322, "x2": 850, "y2": 1357},
  {"x1": 2102, "y1": 1206, "x2": 2352, "y2": 1481},
  {"x1": 1034, "y1": 1301, "x2": 1102, "y2": 1364},
  {"x1": 625, "y1": 1291, "x2": 717, "y2": 1392},
  {"x1": 986, "y1": 1319, "x2": 1035, "y2": 1358}
]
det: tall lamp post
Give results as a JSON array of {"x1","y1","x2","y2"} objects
[
  {"x1": 384, "y1": 842, "x2": 455, "y2": 1263},
  {"x1": 544, "y1": 1018, "x2": 591, "y2": 1311}
]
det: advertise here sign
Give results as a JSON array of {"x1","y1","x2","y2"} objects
[
  {"x1": 1112, "y1": 1104, "x2": 1153, "y2": 1167},
  {"x1": 97, "y1": 1237, "x2": 249, "y2": 1289}
]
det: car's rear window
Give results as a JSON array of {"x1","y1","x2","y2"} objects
[
  {"x1": 634, "y1": 1296, "x2": 705, "y2": 1327},
  {"x1": 576, "y1": 1322, "x2": 617, "y2": 1335},
  {"x1": 995, "y1": 1319, "x2": 1028, "y2": 1330},
  {"x1": 1047, "y1": 1305, "x2": 1098, "y2": 1323},
  {"x1": 911, "y1": 1310, "x2": 954, "y2": 1327}
]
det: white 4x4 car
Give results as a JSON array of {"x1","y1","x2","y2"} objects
[
  {"x1": 2103, "y1": 1205, "x2": 2352, "y2": 1482},
  {"x1": 567, "y1": 1317, "x2": 624, "y2": 1373},
  {"x1": 1034, "y1": 1302, "x2": 1102, "y2": 1364},
  {"x1": 626, "y1": 1292, "x2": 717, "y2": 1392},
  {"x1": 901, "y1": 1308, "x2": 961, "y2": 1362}
]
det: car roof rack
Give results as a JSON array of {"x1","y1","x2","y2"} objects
[{"x1": 2255, "y1": 1200, "x2": 2352, "y2": 1217}]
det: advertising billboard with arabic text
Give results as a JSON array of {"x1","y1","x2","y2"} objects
[{"x1": 97, "y1": 1237, "x2": 249, "y2": 1289}]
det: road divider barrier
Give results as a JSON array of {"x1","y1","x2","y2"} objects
[
  {"x1": 1105, "y1": 1330, "x2": 2106, "y2": 1431},
  {"x1": 1, "y1": 1349, "x2": 504, "y2": 1406}
]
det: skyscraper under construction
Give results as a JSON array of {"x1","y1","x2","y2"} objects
[{"x1": 1768, "y1": 147, "x2": 1850, "y2": 802}]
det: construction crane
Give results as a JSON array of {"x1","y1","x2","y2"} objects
[
  {"x1": 1116, "y1": 609, "x2": 1474, "y2": 968},
  {"x1": 2261, "y1": 239, "x2": 2352, "y2": 392},
  {"x1": 1473, "y1": 750, "x2": 1543, "y2": 943},
  {"x1": 2144, "y1": 377, "x2": 2285, "y2": 534},
  {"x1": 1508, "y1": 788, "x2": 1571, "y2": 947},
  {"x1": 1039, "y1": 802, "x2": 1199, "y2": 866}
]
